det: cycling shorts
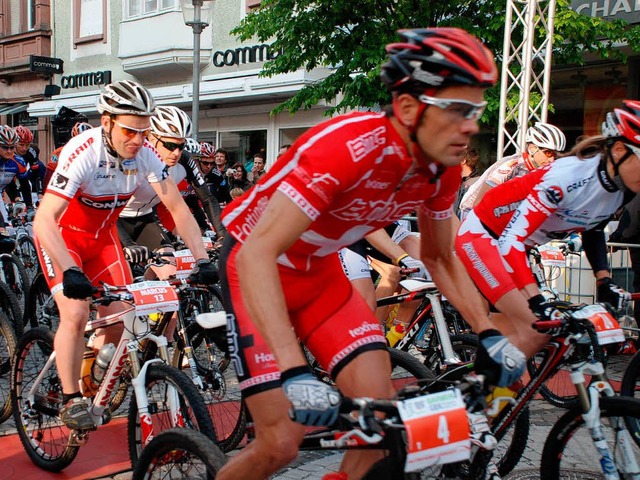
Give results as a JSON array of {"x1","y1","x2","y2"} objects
[
  {"x1": 117, "y1": 213, "x2": 172, "y2": 251},
  {"x1": 454, "y1": 211, "x2": 517, "y2": 305},
  {"x1": 36, "y1": 224, "x2": 133, "y2": 295},
  {"x1": 219, "y1": 237, "x2": 387, "y2": 398},
  {"x1": 338, "y1": 247, "x2": 371, "y2": 281}
]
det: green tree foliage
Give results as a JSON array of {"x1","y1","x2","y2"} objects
[{"x1": 232, "y1": 0, "x2": 640, "y2": 118}]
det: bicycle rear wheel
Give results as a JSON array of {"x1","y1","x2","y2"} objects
[
  {"x1": 27, "y1": 272, "x2": 59, "y2": 331},
  {"x1": 0, "y1": 252, "x2": 29, "y2": 325},
  {"x1": 11, "y1": 327, "x2": 79, "y2": 471},
  {"x1": 132, "y1": 427, "x2": 227, "y2": 480},
  {"x1": 540, "y1": 396, "x2": 640, "y2": 479},
  {"x1": 620, "y1": 349, "x2": 640, "y2": 447},
  {"x1": 127, "y1": 363, "x2": 217, "y2": 467},
  {"x1": 0, "y1": 280, "x2": 23, "y2": 337},
  {"x1": 15, "y1": 235, "x2": 39, "y2": 281},
  {"x1": 0, "y1": 311, "x2": 16, "y2": 423}
]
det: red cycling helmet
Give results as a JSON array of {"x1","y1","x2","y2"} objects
[
  {"x1": 72, "y1": 122, "x2": 93, "y2": 137},
  {"x1": 14, "y1": 125, "x2": 34, "y2": 144},
  {"x1": 602, "y1": 100, "x2": 640, "y2": 158},
  {"x1": 380, "y1": 28, "x2": 498, "y2": 94},
  {"x1": 200, "y1": 142, "x2": 216, "y2": 158}
]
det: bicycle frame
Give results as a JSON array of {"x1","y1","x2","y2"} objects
[
  {"x1": 22, "y1": 296, "x2": 185, "y2": 448},
  {"x1": 377, "y1": 281, "x2": 465, "y2": 367}
]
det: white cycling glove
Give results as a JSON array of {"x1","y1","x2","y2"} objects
[{"x1": 397, "y1": 254, "x2": 430, "y2": 280}]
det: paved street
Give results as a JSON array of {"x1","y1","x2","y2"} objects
[{"x1": 0, "y1": 352, "x2": 636, "y2": 479}]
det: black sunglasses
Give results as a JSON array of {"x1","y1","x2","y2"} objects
[
  {"x1": 157, "y1": 138, "x2": 186, "y2": 152},
  {"x1": 199, "y1": 161, "x2": 215, "y2": 166}
]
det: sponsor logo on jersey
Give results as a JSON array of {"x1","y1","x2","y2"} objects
[
  {"x1": 94, "y1": 172, "x2": 115, "y2": 180},
  {"x1": 121, "y1": 159, "x2": 138, "y2": 176},
  {"x1": 364, "y1": 179, "x2": 391, "y2": 190},
  {"x1": 460, "y1": 242, "x2": 499, "y2": 288},
  {"x1": 98, "y1": 159, "x2": 116, "y2": 168},
  {"x1": 330, "y1": 198, "x2": 418, "y2": 223},
  {"x1": 61, "y1": 137, "x2": 95, "y2": 172},
  {"x1": 40, "y1": 245, "x2": 55, "y2": 278},
  {"x1": 79, "y1": 196, "x2": 129, "y2": 210},
  {"x1": 307, "y1": 172, "x2": 340, "y2": 189},
  {"x1": 346, "y1": 126, "x2": 386, "y2": 163},
  {"x1": 50, "y1": 172, "x2": 70, "y2": 190},
  {"x1": 493, "y1": 202, "x2": 520, "y2": 218},
  {"x1": 566, "y1": 176, "x2": 592, "y2": 192},
  {"x1": 544, "y1": 185, "x2": 564, "y2": 205},
  {"x1": 228, "y1": 196, "x2": 270, "y2": 242},
  {"x1": 348, "y1": 321, "x2": 382, "y2": 338}
]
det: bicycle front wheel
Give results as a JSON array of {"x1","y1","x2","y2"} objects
[
  {"x1": 127, "y1": 363, "x2": 217, "y2": 467},
  {"x1": 619, "y1": 350, "x2": 640, "y2": 447},
  {"x1": 0, "y1": 252, "x2": 29, "y2": 324},
  {"x1": 0, "y1": 311, "x2": 17, "y2": 423},
  {"x1": 11, "y1": 327, "x2": 79, "y2": 471},
  {"x1": 540, "y1": 396, "x2": 640, "y2": 479},
  {"x1": 132, "y1": 427, "x2": 227, "y2": 480}
]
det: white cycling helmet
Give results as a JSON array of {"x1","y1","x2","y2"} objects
[
  {"x1": 525, "y1": 122, "x2": 566, "y2": 152},
  {"x1": 150, "y1": 106, "x2": 192, "y2": 139},
  {"x1": 185, "y1": 138, "x2": 202, "y2": 157},
  {"x1": 97, "y1": 80, "x2": 156, "y2": 116}
]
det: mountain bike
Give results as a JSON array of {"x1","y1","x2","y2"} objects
[
  {"x1": 0, "y1": 310, "x2": 17, "y2": 424},
  {"x1": 11, "y1": 281, "x2": 216, "y2": 472},
  {"x1": 132, "y1": 427, "x2": 227, "y2": 480},
  {"x1": 377, "y1": 277, "x2": 476, "y2": 375}
]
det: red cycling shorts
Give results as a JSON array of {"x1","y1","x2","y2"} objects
[
  {"x1": 454, "y1": 211, "x2": 518, "y2": 305},
  {"x1": 221, "y1": 238, "x2": 387, "y2": 397},
  {"x1": 36, "y1": 224, "x2": 133, "y2": 295}
]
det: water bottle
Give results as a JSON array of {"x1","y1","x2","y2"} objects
[
  {"x1": 386, "y1": 323, "x2": 406, "y2": 347},
  {"x1": 91, "y1": 343, "x2": 116, "y2": 385}
]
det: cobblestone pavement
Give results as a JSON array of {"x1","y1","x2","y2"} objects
[{"x1": 5, "y1": 353, "x2": 636, "y2": 479}]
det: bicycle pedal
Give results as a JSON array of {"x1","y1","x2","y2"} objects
[{"x1": 68, "y1": 430, "x2": 91, "y2": 447}]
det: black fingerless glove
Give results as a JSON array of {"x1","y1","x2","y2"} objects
[
  {"x1": 62, "y1": 267, "x2": 95, "y2": 299},
  {"x1": 189, "y1": 258, "x2": 219, "y2": 284},
  {"x1": 596, "y1": 277, "x2": 630, "y2": 311}
]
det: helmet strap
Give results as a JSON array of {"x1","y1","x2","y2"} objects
[
  {"x1": 607, "y1": 146, "x2": 632, "y2": 190},
  {"x1": 523, "y1": 147, "x2": 537, "y2": 171},
  {"x1": 102, "y1": 118, "x2": 125, "y2": 164}
]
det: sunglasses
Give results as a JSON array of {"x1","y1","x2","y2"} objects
[
  {"x1": 418, "y1": 94, "x2": 487, "y2": 120},
  {"x1": 113, "y1": 120, "x2": 151, "y2": 139},
  {"x1": 156, "y1": 138, "x2": 186, "y2": 152},
  {"x1": 0, "y1": 145, "x2": 15, "y2": 150},
  {"x1": 531, "y1": 145, "x2": 556, "y2": 158},
  {"x1": 200, "y1": 161, "x2": 215, "y2": 166}
]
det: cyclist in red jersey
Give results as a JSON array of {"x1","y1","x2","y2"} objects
[
  {"x1": 455, "y1": 101, "x2": 640, "y2": 361},
  {"x1": 33, "y1": 80, "x2": 216, "y2": 431},
  {"x1": 216, "y1": 28, "x2": 517, "y2": 480},
  {"x1": 43, "y1": 122, "x2": 94, "y2": 190}
]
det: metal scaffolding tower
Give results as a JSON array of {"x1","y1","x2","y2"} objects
[{"x1": 497, "y1": 0, "x2": 557, "y2": 160}]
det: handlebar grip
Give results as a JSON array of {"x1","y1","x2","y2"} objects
[
  {"x1": 399, "y1": 267, "x2": 420, "y2": 275},
  {"x1": 532, "y1": 320, "x2": 564, "y2": 332}
]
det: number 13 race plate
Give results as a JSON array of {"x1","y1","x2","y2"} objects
[
  {"x1": 398, "y1": 388, "x2": 470, "y2": 472},
  {"x1": 126, "y1": 281, "x2": 179, "y2": 315}
]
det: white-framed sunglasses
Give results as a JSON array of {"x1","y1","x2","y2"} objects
[{"x1": 418, "y1": 94, "x2": 487, "y2": 120}]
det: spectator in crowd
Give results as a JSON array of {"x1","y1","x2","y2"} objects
[
  {"x1": 229, "y1": 163, "x2": 253, "y2": 192},
  {"x1": 454, "y1": 146, "x2": 481, "y2": 218},
  {"x1": 277, "y1": 144, "x2": 291, "y2": 158},
  {"x1": 249, "y1": 152, "x2": 267, "y2": 183},
  {"x1": 229, "y1": 187, "x2": 245, "y2": 200},
  {"x1": 206, "y1": 147, "x2": 232, "y2": 205}
]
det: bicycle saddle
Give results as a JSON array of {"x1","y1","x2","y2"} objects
[{"x1": 0, "y1": 235, "x2": 14, "y2": 254}]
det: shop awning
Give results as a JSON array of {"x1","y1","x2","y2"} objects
[{"x1": 0, "y1": 103, "x2": 28, "y2": 116}]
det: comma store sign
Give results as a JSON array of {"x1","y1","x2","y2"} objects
[
  {"x1": 571, "y1": 0, "x2": 640, "y2": 23},
  {"x1": 212, "y1": 43, "x2": 281, "y2": 67}
]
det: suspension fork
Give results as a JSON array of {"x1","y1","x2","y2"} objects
[{"x1": 427, "y1": 293, "x2": 461, "y2": 366}]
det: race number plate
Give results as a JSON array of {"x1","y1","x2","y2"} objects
[
  {"x1": 538, "y1": 245, "x2": 566, "y2": 268},
  {"x1": 572, "y1": 304, "x2": 625, "y2": 345},
  {"x1": 202, "y1": 236, "x2": 215, "y2": 251},
  {"x1": 174, "y1": 249, "x2": 196, "y2": 279},
  {"x1": 126, "y1": 281, "x2": 179, "y2": 315},
  {"x1": 398, "y1": 389, "x2": 470, "y2": 472}
]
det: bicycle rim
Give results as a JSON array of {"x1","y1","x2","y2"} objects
[
  {"x1": 541, "y1": 396, "x2": 640, "y2": 479},
  {"x1": 0, "y1": 311, "x2": 16, "y2": 423},
  {"x1": 620, "y1": 350, "x2": 640, "y2": 447},
  {"x1": 11, "y1": 327, "x2": 79, "y2": 471}
]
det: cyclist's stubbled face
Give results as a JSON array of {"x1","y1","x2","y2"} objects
[
  {"x1": 414, "y1": 85, "x2": 485, "y2": 168},
  {"x1": 102, "y1": 114, "x2": 151, "y2": 160},
  {"x1": 16, "y1": 143, "x2": 30, "y2": 156},
  {"x1": 615, "y1": 142, "x2": 640, "y2": 193}
]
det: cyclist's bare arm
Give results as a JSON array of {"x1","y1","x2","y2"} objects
[
  {"x1": 235, "y1": 191, "x2": 313, "y2": 372},
  {"x1": 417, "y1": 211, "x2": 493, "y2": 333},
  {"x1": 364, "y1": 228, "x2": 405, "y2": 262},
  {"x1": 152, "y1": 177, "x2": 208, "y2": 260},
  {"x1": 33, "y1": 193, "x2": 75, "y2": 269}
]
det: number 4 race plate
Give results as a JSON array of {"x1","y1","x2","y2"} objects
[
  {"x1": 398, "y1": 389, "x2": 470, "y2": 472},
  {"x1": 126, "y1": 281, "x2": 179, "y2": 316}
]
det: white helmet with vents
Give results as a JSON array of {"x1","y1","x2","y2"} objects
[
  {"x1": 525, "y1": 122, "x2": 566, "y2": 151},
  {"x1": 150, "y1": 106, "x2": 192, "y2": 139},
  {"x1": 97, "y1": 80, "x2": 156, "y2": 116},
  {"x1": 185, "y1": 138, "x2": 202, "y2": 157}
]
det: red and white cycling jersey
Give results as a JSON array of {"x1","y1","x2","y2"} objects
[
  {"x1": 47, "y1": 128, "x2": 167, "y2": 237},
  {"x1": 223, "y1": 111, "x2": 461, "y2": 270},
  {"x1": 462, "y1": 154, "x2": 624, "y2": 289}
]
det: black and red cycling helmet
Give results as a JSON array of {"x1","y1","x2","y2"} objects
[
  {"x1": 381, "y1": 28, "x2": 498, "y2": 94},
  {"x1": 602, "y1": 100, "x2": 640, "y2": 158}
]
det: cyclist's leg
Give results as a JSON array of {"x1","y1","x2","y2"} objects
[{"x1": 339, "y1": 247, "x2": 376, "y2": 311}]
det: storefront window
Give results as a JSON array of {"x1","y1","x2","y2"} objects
[
  {"x1": 279, "y1": 127, "x2": 307, "y2": 150},
  {"x1": 219, "y1": 130, "x2": 266, "y2": 168}
]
